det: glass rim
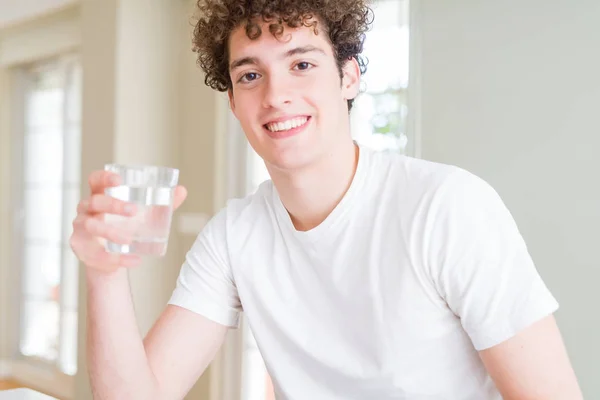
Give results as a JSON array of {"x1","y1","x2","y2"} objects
[
  {"x1": 104, "y1": 163, "x2": 178, "y2": 173},
  {"x1": 104, "y1": 163, "x2": 179, "y2": 187}
]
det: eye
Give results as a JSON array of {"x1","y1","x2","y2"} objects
[
  {"x1": 294, "y1": 61, "x2": 314, "y2": 71},
  {"x1": 239, "y1": 72, "x2": 261, "y2": 83}
]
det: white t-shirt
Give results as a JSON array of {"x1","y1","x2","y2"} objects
[{"x1": 169, "y1": 145, "x2": 558, "y2": 400}]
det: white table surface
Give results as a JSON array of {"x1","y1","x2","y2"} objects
[{"x1": 0, "y1": 389, "x2": 57, "y2": 400}]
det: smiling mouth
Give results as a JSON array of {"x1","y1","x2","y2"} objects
[{"x1": 264, "y1": 116, "x2": 310, "y2": 133}]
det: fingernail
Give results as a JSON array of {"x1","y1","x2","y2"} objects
[
  {"x1": 110, "y1": 175, "x2": 120, "y2": 185},
  {"x1": 124, "y1": 204, "x2": 136, "y2": 215}
]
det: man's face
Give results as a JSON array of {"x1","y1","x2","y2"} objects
[{"x1": 228, "y1": 19, "x2": 360, "y2": 172}]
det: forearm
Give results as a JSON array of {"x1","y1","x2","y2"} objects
[{"x1": 86, "y1": 268, "x2": 160, "y2": 399}]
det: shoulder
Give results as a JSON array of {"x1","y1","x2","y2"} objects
[
  {"x1": 431, "y1": 166, "x2": 506, "y2": 218},
  {"x1": 362, "y1": 147, "x2": 507, "y2": 228},
  {"x1": 203, "y1": 179, "x2": 275, "y2": 238},
  {"x1": 224, "y1": 179, "x2": 274, "y2": 220},
  {"x1": 362, "y1": 146, "x2": 474, "y2": 202}
]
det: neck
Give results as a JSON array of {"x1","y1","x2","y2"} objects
[{"x1": 268, "y1": 139, "x2": 359, "y2": 231}]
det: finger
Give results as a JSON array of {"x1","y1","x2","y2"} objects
[
  {"x1": 88, "y1": 170, "x2": 121, "y2": 194},
  {"x1": 76, "y1": 199, "x2": 91, "y2": 214},
  {"x1": 173, "y1": 185, "x2": 188, "y2": 210},
  {"x1": 70, "y1": 230, "x2": 142, "y2": 269},
  {"x1": 78, "y1": 195, "x2": 137, "y2": 216},
  {"x1": 83, "y1": 217, "x2": 135, "y2": 244},
  {"x1": 72, "y1": 214, "x2": 87, "y2": 231}
]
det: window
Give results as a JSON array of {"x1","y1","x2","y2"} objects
[
  {"x1": 351, "y1": 0, "x2": 410, "y2": 153},
  {"x1": 239, "y1": 1, "x2": 411, "y2": 398},
  {"x1": 15, "y1": 56, "x2": 82, "y2": 377}
]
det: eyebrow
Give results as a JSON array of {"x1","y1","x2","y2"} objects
[
  {"x1": 284, "y1": 45, "x2": 327, "y2": 58},
  {"x1": 229, "y1": 45, "x2": 327, "y2": 71}
]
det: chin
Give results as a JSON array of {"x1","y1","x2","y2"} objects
[{"x1": 265, "y1": 145, "x2": 320, "y2": 172}]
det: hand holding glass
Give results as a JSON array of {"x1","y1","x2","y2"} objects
[{"x1": 103, "y1": 164, "x2": 179, "y2": 257}]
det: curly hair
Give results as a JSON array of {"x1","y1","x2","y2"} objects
[{"x1": 192, "y1": 0, "x2": 373, "y2": 110}]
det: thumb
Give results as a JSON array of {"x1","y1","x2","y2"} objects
[{"x1": 173, "y1": 185, "x2": 188, "y2": 210}]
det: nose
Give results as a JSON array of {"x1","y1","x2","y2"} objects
[{"x1": 261, "y1": 73, "x2": 292, "y2": 109}]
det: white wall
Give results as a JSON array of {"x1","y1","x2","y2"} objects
[
  {"x1": 417, "y1": 0, "x2": 600, "y2": 396},
  {"x1": 0, "y1": 6, "x2": 80, "y2": 66},
  {"x1": 0, "y1": 0, "x2": 77, "y2": 29}
]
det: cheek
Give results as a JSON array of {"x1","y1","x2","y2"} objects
[
  {"x1": 233, "y1": 91, "x2": 260, "y2": 124},
  {"x1": 309, "y1": 80, "x2": 344, "y2": 118},
  {"x1": 300, "y1": 72, "x2": 342, "y2": 105}
]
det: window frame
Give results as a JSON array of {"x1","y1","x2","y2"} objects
[{"x1": 8, "y1": 53, "x2": 81, "y2": 399}]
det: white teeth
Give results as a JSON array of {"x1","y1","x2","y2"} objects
[{"x1": 266, "y1": 117, "x2": 308, "y2": 132}]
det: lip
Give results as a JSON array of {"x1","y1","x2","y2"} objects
[
  {"x1": 264, "y1": 115, "x2": 310, "y2": 125},
  {"x1": 263, "y1": 116, "x2": 311, "y2": 139}
]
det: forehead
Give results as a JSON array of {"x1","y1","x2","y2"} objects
[{"x1": 228, "y1": 19, "x2": 333, "y2": 60}]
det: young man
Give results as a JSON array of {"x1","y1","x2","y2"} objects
[{"x1": 71, "y1": 0, "x2": 583, "y2": 398}]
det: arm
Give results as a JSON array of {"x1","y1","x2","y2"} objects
[
  {"x1": 479, "y1": 315, "x2": 582, "y2": 400},
  {"x1": 424, "y1": 169, "x2": 581, "y2": 398},
  {"x1": 144, "y1": 305, "x2": 228, "y2": 399},
  {"x1": 73, "y1": 171, "x2": 235, "y2": 399},
  {"x1": 86, "y1": 269, "x2": 228, "y2": 400}
]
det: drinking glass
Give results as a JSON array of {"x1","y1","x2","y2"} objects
[{"x1": 103, "y1": 164, "x2": 179, "y2": 257}]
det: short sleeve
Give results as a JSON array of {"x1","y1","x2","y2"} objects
[
  {"x1": 426, "y1": 169, "x2": 559, "y2": 351},
  {"x1": 168, "y1": 208, "x2": 242, "y2": 328}
]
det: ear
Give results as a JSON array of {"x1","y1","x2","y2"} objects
[
  {"x1": 341, "y1": 57, "x2": 361, "y2": 102},
  {"x1": 228, "y1": 89, "x2": 236, "y2": 115}
]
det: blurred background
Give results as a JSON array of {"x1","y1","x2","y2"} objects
[{"x1": 0, "y1": 0, "x2": 598, "y2": 399}]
